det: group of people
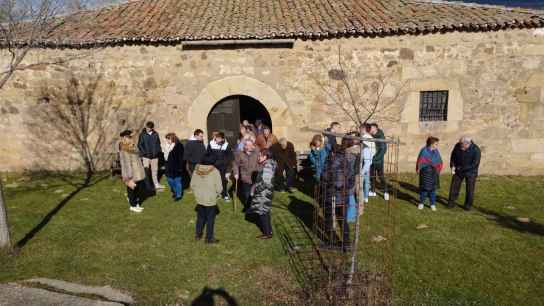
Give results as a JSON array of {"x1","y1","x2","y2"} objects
[
  {"x1": 118, "y1": 118, "x2": 482, "y2": 246},
  {"x1": 117, "y1": 119, "x2": 296, "y2": 244}
]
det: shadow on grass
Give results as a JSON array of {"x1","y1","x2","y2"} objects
[
  {"x1": 191, "y1": 287, "x2": 238, "y2": 306},
  {"x1": 274, "y1": 196, "x2": 329, "y2": 303},
  {"x1": 394, "y1": 180, "x2": 450, "y2": 207},
  {"x1": 14, "y1": 173, "x2": 109, "y2": 252},
  {"x1": 395, "y1": 178, "x2": 544, "y2": 236},
  {"x1": 4, "y1": 171, "x2": 95, "y2": 196},
  {"x1": 476, "y1": 206, "x2": 544, "y2": 236},
  {"x1": 293, "y1": 172, "x2": 315, "y2": 200}
]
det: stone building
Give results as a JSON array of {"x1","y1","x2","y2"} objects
[{"x1": 1, "y1": 0, "x2": 544, "y2": 174}]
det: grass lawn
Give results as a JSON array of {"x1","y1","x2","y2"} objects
[{"x1": 0, "y1": 173, "x2": 543, "y2": 305}]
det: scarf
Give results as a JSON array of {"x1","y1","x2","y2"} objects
[
  {"x1": 416, "y1": 147, "x2": 443, "y2": 172},
  {"x1": 164, "y1": 142, "x2": 175, "y2": 161}
]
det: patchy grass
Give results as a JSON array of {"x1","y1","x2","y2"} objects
[{"x1": 0, "y1": 173, "x2": 543, "y2": 305}]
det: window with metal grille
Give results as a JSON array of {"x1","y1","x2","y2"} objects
[{"x1": 419, "y1": 90, "x2": 448, "y2": 121}]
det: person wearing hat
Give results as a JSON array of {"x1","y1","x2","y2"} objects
[
  {"x1": 190, "y1": 153, "x2": 223, "y2": 244},
  {"x1": 119, "y1": 130, "x2": 146, "y2": 213}
]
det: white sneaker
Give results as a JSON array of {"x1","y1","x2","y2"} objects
[
  {"x1": 130, "y1": 206, "x2": 142, "y2": 213},
  {"x1": 369, "y1": 192, "x2": 377, "y2": 197},
  {"x1": 155, "y1": 184, "x2": 165, "y2": 189},
  {"x1": 224, "y1": 196, "x2": 231, "y2": 202},
  {"x1": 384, "y1": 192, "x2": 390, "y2": 201},
  {"x1": 136, "y1": 205, "x2": 144, "y2": 211},
  {"x1": 418, "y1": 204, "x2": 424, "y2": 210},
  {"x1": 431, "y1": 205, "x2": 437, "y2": 211},
  {"x1": 364, "y1": 198, "x2": 369, "y2": 203}
]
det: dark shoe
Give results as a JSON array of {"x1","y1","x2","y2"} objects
[
  {"x1": 174, "y1": 197, "x2": 182, "y2": 202},
  {"x1": 447, "y1": 202, "x2": 456, "y2": 209},
  {"x1": 205, "y1": 239, "x2": 219, "y2": 244},
  {"x1": 256, "y1": 234, "x2": 267, "y2": 239},
  {"x1": 463, "y1": 206, "x2": 472, "y2": 211},
  {"x1": 195, "y1": 235, "x2": 202, "y2": 241},
  {"x1": 259, "y1": 234, "x2": 273, "y2": 240}
]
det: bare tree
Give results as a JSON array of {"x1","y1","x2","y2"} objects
[
  {"x1": 0, "y1": 0, "x2": 126, "y2": 251},
  {"x1": 64, "y1": 0, "x2": 126, "y2": 12},
  {"x1": 312, "y1": 46, "x2": 406, "y2": 295},
  {"x1": 313, "y1": 45, "x2": 408, "y2": 130},
  {"x1": 0, "y1": 0, "x2": 65, "y2": 251}
]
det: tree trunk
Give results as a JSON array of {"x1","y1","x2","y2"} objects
[{"x1": 0, "y1": 179, "x2": 11, "y2": 249}]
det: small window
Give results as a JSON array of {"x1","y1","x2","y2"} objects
[{"x1": 419, "y1": 90, "x2": 448, "y2": 121}]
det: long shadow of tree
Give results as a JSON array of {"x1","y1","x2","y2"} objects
[
  {"x1": 14, "y1": 173, "x2": 109, "y2": 252},
  {"x1": 14, "y1": 66, "x2": 152, "y2": 252}
]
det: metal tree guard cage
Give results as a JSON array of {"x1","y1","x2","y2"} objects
[{"x1": 294, "y1": 128, "x2": 399, "y2": 306}]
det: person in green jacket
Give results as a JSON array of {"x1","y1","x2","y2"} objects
[
  {"x1": 190, "y1": 153, "x2": 223, "y2": 244},
  {"x1": 369, "y1": 123, "x2": 389, "y2": 201}
]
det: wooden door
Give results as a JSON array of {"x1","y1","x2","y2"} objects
[{"x1": 207, "y1": 97, "x2": 241, "y2": 146}]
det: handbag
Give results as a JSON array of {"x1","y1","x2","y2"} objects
[{"x1": 141, "y1": 167, "x2": 156, "y2": 199}]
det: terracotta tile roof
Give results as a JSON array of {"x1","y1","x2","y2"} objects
[{"x1": 16, "y1": 0, "x2": 544, "y2": 46}]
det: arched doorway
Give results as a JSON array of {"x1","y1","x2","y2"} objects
[{"x1": 207, "y1": 95, "x2": 272, "y2": 145}]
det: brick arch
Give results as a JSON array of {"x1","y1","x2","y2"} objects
[{"x1": 188, "y1": 76, "x2": 292, "y2": 139}]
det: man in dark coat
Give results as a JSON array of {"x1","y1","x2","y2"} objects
[
  {"x1": 271, "y1": 138, "x2": 298, "y2": 192},
  {"x1": 206, "y1": 132, "x2": 234, "y2": 202},
  {"x1": 448, "y1": 136, "x2": 481, "y2": 211},
  {"x1": 138, "y1": 121, "x2": 164, "y2": 189},
  {"x1": 369, "y1": 123, "x2": 389, "y2": 200},
  {"x1": 184, "y1": 129, "x2": 207, "y2": 176}
]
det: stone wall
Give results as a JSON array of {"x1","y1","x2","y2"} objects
[{"x1": 1, "y1": 28, "x2": 544, "y2": 174}]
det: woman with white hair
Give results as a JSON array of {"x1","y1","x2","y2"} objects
[{"x1": 448, "y1": 136, "x2": 481, "y2": 211}]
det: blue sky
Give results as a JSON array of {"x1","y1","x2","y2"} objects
[
  {"x1": 454, "y1": 0, "x2": 544, "y2": 9},
  {"x1": 86, "y1": 0, "x2": 544, "y2": 10}
]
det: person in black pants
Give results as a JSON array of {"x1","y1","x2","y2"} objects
[
  {"x1": 233, "y1": 139, "x2": 260, "y2": 210},
  {"x1": 190, "y1": 154, "x2": 223, "y2": 244},
  {"x1": 206, "y1": 132, "x2": 234, "y2": 202},
  {"x1": 271, "y1": 138, "x2": 298, "y2": 192},
  {"x1": 448, "y1": 136, "x2": 481, "y2": 211},
  {"x1": 247, "y1": 150, "x2": 277, "y2": 239},
  {"x1": 369, "y1": 123, "x2": 389, "y2": 200}
]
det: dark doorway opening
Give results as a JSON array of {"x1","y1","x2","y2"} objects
[{"x1": 207, "y1": 95, "x2": 272, "y2": 145}]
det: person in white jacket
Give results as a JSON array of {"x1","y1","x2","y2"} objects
[
  {"x1": 361, "y1": 124, "x2": 375, "y2": 201},
  {"x1": 361, "y1": 142, "x2": 373, "y2": 203}
]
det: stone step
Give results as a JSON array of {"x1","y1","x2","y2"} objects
[{"x1": 0, "y1": 283, "x2": 123, "y2": 306}]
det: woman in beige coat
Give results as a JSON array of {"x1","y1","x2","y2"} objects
[{"x1": 119, "y1": 130, "x2": 147, "y2": 213}]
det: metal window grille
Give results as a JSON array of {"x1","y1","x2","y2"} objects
[{"x1": 419, "y1": 90, "x2": 448, "y2": 121}]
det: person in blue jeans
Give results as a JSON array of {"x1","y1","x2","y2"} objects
[
  {"x1": 164, "y1": 133, "x2": 184, "y2": 202},
  {"x1": 416, "y1": 137, "x2": 443, "y2": 211},
  {"x1": 361, "y1": 140, "x2": 373, "y2": 203}
]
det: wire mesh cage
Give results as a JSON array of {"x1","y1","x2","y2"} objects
[{"x1": 295, "y1": 129, "x2": 399, "y2": 306}]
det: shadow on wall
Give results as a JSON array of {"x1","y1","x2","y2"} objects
[{"x1": 23, "y1": 67, "x2": 152, "y2": 174}]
